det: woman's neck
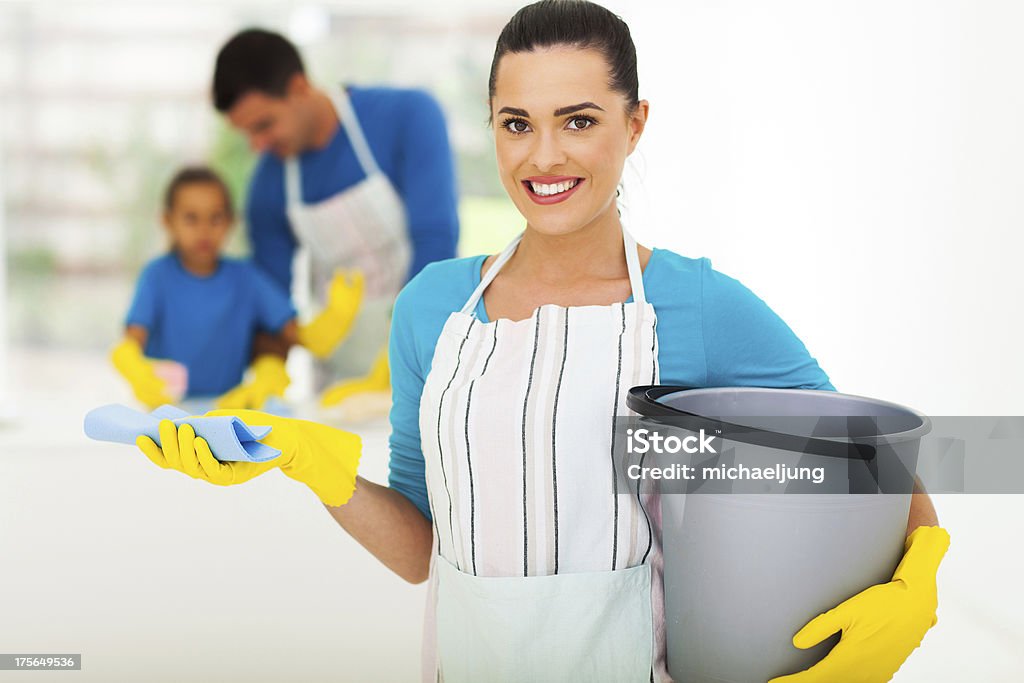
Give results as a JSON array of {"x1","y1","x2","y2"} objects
[{"x1": 510, "y1": 210, "x2": 627, "y2": 285}]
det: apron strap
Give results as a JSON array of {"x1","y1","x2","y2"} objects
[
  {"x1": 330, "y1": 86, "x2": 382, "y2": 177},
  {"x1": 284, "y1": 158, "x2": 302, "y2": 208},
  {"x1": 459, "y1": 228, "x2": 647, "y2": 316},
  {"x1": 623, "y1": 229, "x2": 647, "y2": 305},
  {"x1": 459, "y1": 233, "x2": 522, "y2": 316},
  {"x1": 283, "y1": 86, "x2": 382, "y2": 206}
]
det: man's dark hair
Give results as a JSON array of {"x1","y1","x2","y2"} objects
[
  {"x1": 212, "y1": 29, "x2": 305, "y2": 112},
  {"x1": 164, "y1": 166, "x2": 234, "y2": 217}
]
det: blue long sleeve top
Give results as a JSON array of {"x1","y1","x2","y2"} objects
[
  {"x1": 387, "y1": 249, "x2": 835, "y2": 520},
  {"x1": 245, "y1": 85, "x2": 460, "y2": 293}
]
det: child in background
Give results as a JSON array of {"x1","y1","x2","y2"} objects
[{"x1": 111, "y1": 166, "x2": 362, "y2": 410}]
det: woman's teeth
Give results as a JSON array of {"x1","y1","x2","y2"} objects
[{"x1": 529, "y1": 179, "x2": 580, "y2": 196}]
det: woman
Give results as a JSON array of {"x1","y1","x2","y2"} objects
[{"x1": 137, "y1": 1, "x2": 950, "y2": 681}]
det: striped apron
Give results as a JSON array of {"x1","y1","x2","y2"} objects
[
  {"x1": 285, "y1": 86, "x2": 410, "y2": 384},
  {"x1": 418, "y1": 228, "x2": 670, "y2": 682}
]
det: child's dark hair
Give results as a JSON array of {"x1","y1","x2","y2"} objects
[
  {"x1": 488, "y1": 0, "x2": 638, "y2": 111},
  {"x1": 213, "y1": 29, "x2": 305, "y2": 112},
  {"x1": 164, "y1": 166, "x2": 234, "y2": 217}
]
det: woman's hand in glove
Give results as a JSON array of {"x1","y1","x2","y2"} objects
[
  {"x1": 136, "y1": 411, "x2": 362, "y2": 507},
  {"x1": 136, "y1": 419, "x2": 277, "y2": 486},
  {"x1": 769, "y1": 526, "x2": 951, "y2": 683}
]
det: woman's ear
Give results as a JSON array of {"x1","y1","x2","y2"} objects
[{"x1": 627, "y1": 100, "x2": 649, "y2": 155}]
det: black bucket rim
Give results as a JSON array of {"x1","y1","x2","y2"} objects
[{"x1": 626, "y1": 385, "x2": 932, "y2": 461}]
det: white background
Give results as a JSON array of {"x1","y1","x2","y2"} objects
[
  {"x1": 626, "y1": 4, "x2": 1024, "y2": 679},
  {"x1": 630, "y1": 3, "x2": 1024, "y2": 680}
]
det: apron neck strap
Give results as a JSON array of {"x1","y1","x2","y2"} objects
[
  {"x1": 329, "y1": 86, "x2": 380, "y2": 176},
  {"x1": 459, "y1": 233, "x2": 522, "y2": 316},
  {"x1": 623, "y1": 228, "x2": 646, "y2": 305},
  {"x1": 284, "y1": 158, "x2": 302, "y2": 206},
  {"x1": 284, "y1": 85, "x2": 380, "y2": 207},
  {"x1": 459, "y1": 227, "x2": 647, "y2": 316}
]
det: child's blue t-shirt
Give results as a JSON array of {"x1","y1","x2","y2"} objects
[
  {"x1": 125, "y1": 253, "x2": 295, "y2": 397},
  {"x1": 387, "y1": 248, "x2": 836, "y2": 520}
]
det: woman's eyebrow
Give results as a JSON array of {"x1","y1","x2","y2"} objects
[
  {"x1": 496, "y1": 102, "x2": 606, "y2": 118},
  {"x1": 497, "y1": 106, "x2": 529, "y2": 117},
  {"x1": 553, "y1": 101, "x2": 605, "y2": 116}
]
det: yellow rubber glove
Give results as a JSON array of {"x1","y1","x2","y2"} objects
[
  {"x1": 110, "y1": 338, "x2": 175, "y2": 409},
  {"x1": 215, "y1": 355, "x2": 290, "y2": 410},
  {"x1": 320, "y1": 345, "x2": 390, "y2": 407},
  {"x1": 769, "y1": 525, "x2": 951, "y2": 683},
  {"x1": 135, "y1": 410, "x2": 361, "y2": 506},
  {"x1": 298, "y1": 270, "x2": 364, "y2": 358}
]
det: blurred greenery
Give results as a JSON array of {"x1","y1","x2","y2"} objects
[
  {"x1": 7, "y1": 247, "x2": 58, "y2": 346},
  {"x1": 208, "y1": 119, "x2": 256, "y2": 257},
  {"x1": 85, "y1": 104, "x2": 177, "y2": 271},
  {"x1": 8, "y1": 246, "x2": 56, "y2": 277},
  {"x1": 458, "y1": 196, "x2": 523, "y2": 257}
]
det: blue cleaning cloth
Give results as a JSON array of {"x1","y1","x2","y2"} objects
[{"x1": 83, "y1": 404, "x2": 281, "y2": 463}]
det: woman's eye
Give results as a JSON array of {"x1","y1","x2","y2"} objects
[
  {"x1": 504, "y1": 119, "x2": 530, "y2": 134},
  {"x1": 568, "y1": 116, "x2": 594, "y2": 131}
]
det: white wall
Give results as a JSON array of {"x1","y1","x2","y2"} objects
[
  {"x1": 622, "y1": 0, "x2": 1022, "y2": 416},
  {"x1": 620, "y1": 4, "x2": 1024, "y2": 680}
]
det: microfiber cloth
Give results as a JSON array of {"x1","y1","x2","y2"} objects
[{"x1": 83, "y1": 404, "x2": 281, "y2": 463}]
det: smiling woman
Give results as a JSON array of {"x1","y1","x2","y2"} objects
[
  {"x1": 494, "y1": 57, "x2": 637, "y2": 218},
  {"x1": 480, "y1": 43, "x2": 650, "y2": 321},
  {"x1": 131, "y1": 2, "x2": 947, "y2": 682}
]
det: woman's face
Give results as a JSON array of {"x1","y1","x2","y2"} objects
[{"x1": 491, "y1": 45, "x2": 647, "y2": 237}]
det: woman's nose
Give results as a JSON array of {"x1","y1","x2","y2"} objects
[{"x1": 529, "y1": 131, "x2": 567, "y2": 171}]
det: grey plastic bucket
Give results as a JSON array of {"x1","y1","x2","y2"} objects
[{"x1": 625, "y1": 386, "x2": 930, "y2": 683}]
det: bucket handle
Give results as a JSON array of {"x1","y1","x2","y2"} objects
[{"x1": 626, "y1": 386, "x2": 877, "y2": 461}]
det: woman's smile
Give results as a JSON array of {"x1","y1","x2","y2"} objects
[{"x1": 522, "y1": 175, "x2": 585, "y2": 204}]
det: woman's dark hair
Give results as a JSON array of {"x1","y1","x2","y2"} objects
[
  {"x1": 164, "y1": 166, "x2": 234, "y2": 218},
  {"x1": 212, "y1": 29, "x2": 305, "y2": 112},
  {"x1": 488, "y1": 0, "x2": 639, "y2": 111}
]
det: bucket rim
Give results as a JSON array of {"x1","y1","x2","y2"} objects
[{"x1": 634, "y1": 385, "x2": 932, "y2": 444}]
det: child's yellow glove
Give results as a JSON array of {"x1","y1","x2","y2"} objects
[
  {"x1": 769, "y1": 525, "x2": 951, "y2": 683},
  {"x1": 298, "y1": 270, "x2": 364, "y2": 358},
  {"x1": 215, "y1": 355, "x2": 290, "y2": 410},
  {"x1": 110, "y1": 338, "x2": 175, "y2": 409},
  {"x1": 135, "y1": 411, "x2": 361, "y2": 507}
]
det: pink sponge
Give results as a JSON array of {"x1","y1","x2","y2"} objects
[{"x1": 153, "y1": 361, "x2": 188, "y2": 402}]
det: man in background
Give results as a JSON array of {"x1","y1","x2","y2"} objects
[{"x1": 212, "y1": 28, "x2": 459, "y2": 405}]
